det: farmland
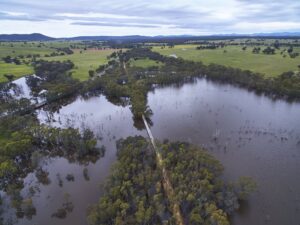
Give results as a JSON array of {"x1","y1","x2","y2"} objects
[
  {"x1": 153, "y1": 44, "x2": 300, "y2": 77},
  {"x1": 0, "y1": 41, "x2": 116, "y2": 82},
  {"x1": 40, "y1": 49, "x2": 115, "y2": 81}
]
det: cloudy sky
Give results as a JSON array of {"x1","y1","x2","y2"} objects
[{"x1": 0, "y1": 0, "x2": 300, "y2": 37}]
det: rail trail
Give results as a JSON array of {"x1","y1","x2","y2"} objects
[{"x1": 142, "y1": 115, "x2": 185, "y2": 225}]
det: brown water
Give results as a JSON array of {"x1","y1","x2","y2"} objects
[{"x1": 5, "y1": 78, "x2": 300, "y2": 225}]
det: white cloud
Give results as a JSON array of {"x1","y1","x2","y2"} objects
[
  {"x1": 233, "y1": 22, "x2": 300, "y2": 32},
  {"x1": 0, "y1": 0, "x2": 299, "y2": 36},
  {"x1": 1, "y1": 11, "x2": 28, "y2": 16},
  {"x1": 55, "y1": 12, "x2": 141, "y2": 20}
]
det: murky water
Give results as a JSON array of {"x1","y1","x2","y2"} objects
[
  {"x1": 5, "y1": 78, "x2": 300, "y2": 225},
  {"x1": 147, "y1": 79, "x2": 300, "y2": 225}
]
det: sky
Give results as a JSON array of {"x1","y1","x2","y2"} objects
[{"x1": 0, "y1": 0, "x2": 300, "y2": 37}]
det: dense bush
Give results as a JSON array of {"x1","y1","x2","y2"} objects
[
  {"x1": 87, "y1": 136, "x2": 172, "y2": 225},
  {"x1": 29, "y1": 60, "x2": 82, "y2": 102},
  {"x1": 88, "y1": 136, "x2": 256, "y2": 225}
]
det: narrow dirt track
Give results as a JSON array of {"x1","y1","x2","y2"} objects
[{"x1": 142, "y1": 115, "x2": 184, "y2": 225}]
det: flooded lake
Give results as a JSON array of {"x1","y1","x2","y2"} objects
[{"x1": 5, "y1": 78, "x2": 300, "y2": 225}]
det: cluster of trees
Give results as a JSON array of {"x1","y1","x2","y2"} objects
[
  {"x1": 44, "y1": 48, "x2": 73, "y2": 57},
  {"x1": 252, "y1": 47, "x2": 261, "y2": 54},
  {"x1": 196, "y1": 44, "x2": 221, "y2": 50},
  {"x1": 44, "y1": 52, "x2": 65, "y2": 57},
  {"x1": 87, "y1": 136, "x2": 173, "y2": 225},
  {"x1": 88, "y1": 136, "x2": 255, "y2": 225},
  {"x1": 160, "y1": 140, "x2": 256, "y2": 225},
  {"x1": 2, "y1": 55, "x2": 21, "y2": 64},
  {"x1": 251, "y1": 45, "x2": 299, "y2": 58},
  {"x1": 121, "y1": 48, "x2": 164, "y2": 62},
  {"x1": 262, "y1": 47, "x2": 276, "y2": 54},
  {"x1": 30, "y1": 125, "x2": 105, "y2": 162},
  {"x1": 289, "y1": 52, "x2": 299, "y2": 58},
  {"x1": 29, "y1": 60, "x2": 82, "y2": 102},
  {"x1": 56, "y1": 47, "x2": 74, "y2": 55}
]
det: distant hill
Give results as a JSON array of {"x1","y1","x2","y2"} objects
[
  {"x1": 64, "y1": 35, "x2": 150, "y2": 41},
  {"x1": 251, "y1": 32, "x2": 300, "y2": 37},
  {"x1": 0, "y1": 32, "x2": 299, "y2": 42},
  {"x1": 0, "y1": 33, "x2": 54, "y2": 41}
]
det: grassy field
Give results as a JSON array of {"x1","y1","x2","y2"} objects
[
  {"x1": 41, "y1": 49, "x2": 115, "y2": 81},
  {"x1": 129, "y1": 58, "x2": 164, "y2": 68},
  {"x1": 153, "y1": 45, "x2": 300, "y2": 77},
  {"x1": 0, "y1": 42, "x2": 116, "y2": 82},
  {"x1": 2, "y1": 41, "x2": 300, "y2": 82},
  {"x1": 0, "y1": 62, "x2": 34, "y2": 82},
  {"x1": 0, "y1": 42, "x2": 54, "y2": 58},
  {"x1": 0, "y1": 42, "x2": 54, "y2": 82}
]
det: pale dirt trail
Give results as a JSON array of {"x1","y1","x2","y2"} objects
[{"x1": 142, "y1": 115, "x2": 185, "y2": 225}]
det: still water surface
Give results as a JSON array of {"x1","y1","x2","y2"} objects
[{"x1": 8, "y1": 78, "x2": 300, "y2": 225}]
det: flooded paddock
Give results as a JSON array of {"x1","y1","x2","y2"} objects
[{"x1": 4, "y1": 77, "x2": 300, "y2": 225}]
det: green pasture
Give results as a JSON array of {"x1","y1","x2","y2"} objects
[
  {"x1": 129, "y1": 58, "x2": 164, "y2": 68},
  {"x1": 0, "y1": 62, "x2": 33, "y2": 82},
  {"x1": 41, "y1": 49, "x2": 116, "y2": 81},
  {"x1": 153, "y1": 44, "x2": 300, "y2": 77},
  {"x1": 0, "y1": 41, "x2": 115, "y2": 82}
]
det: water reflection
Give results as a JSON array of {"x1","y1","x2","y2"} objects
[
  {"x1": 3, "y1": 77, "x2": 300, "y2": 225},
  {"x1": 147, "y1": 78, "x2": 300, "y2": 225}
]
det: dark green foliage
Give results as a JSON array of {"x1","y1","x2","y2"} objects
[
  {"x1": 289, "y1": 52, "x2": 299, "y2": 58},
  {"x1": 160, "y1": 141, "x2": 256, "y2": 224},
  {"x1": 88, "y1": 137, "x2": 255, "y2": 225},
  {"x1": 87, "y1": 136, "x2": 172, "y2": 225},
  {"x1": 2, "y1": 56, "x2": 21, "y2": 64},
  {"x1": 3, "y1": 74, "x2": 15, "y2": 81},
  {"x1": 252, "y1": 47, "x2": 261, "y2": 54},
  {"x1": 262, "y1": 47, "x2": 275, "y2": 54},
  {"x1": 30, "y1": 60, "x2": 81, "y2": 102},
  {"x1": 33, "y1": 60, "x2": 73, "y2": 80},
  {"x1": 287, "y1": 47, "x2": 293, "y2": 54},
  {"x1": 89, "y1": 70, "x2": 95, "y2": 77},
  {"x1": 56, "y1": 47, "x2": 74, "y2": 55}
]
